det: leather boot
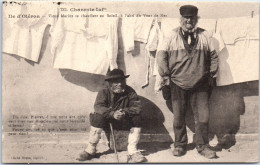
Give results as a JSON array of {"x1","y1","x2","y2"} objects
[
  {"x1": 77, "y1": 126, "x2": 102, "y2": 161},
  {"x1": 172, "y1": 146, "x2": 186, "y2": 156},
  {"x1": 197, "y1": 145, "x2": 217, "y2": 159}
]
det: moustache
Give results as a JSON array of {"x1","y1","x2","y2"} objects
[{"x1": 111, "y1": 85, "x2": 125, "y2": 93}]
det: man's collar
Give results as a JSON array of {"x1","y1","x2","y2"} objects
[{"x1": 180, "y1": 27, "x2": 199, "y2": 40}]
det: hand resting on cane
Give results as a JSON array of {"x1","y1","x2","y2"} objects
[{"x1": 113, "y1": 109, "x2": 125, "y2": 120}]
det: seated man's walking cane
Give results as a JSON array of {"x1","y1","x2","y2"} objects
[{"x1": 109, "y1": 123, "x2": 119, "y2": 163}]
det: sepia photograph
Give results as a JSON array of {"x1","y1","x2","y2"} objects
[{"x1": 2, "y1": 0, "x2": 259, "y2": 163}]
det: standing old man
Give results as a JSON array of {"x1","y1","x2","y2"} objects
[
  {"x1": 77, "y1": 69, "x2": 146, "y2": 163},
  {"x1": 157, "y1": 5, "x2": 218, "y2": 159}
]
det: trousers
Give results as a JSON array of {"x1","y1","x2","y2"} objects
[
  {"x1": 90, "y1": 112, "x2": 142, "y2": 131},
  {"x1": 171, "y1": 79, "x2": 210, "y2": 148}
]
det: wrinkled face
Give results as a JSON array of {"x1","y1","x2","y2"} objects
[
  {"x1": 109, "y1": 78, "x2": 126, "y2": 93},
  {"x1": 180, "y1": 16, "x2": 198, "y2": 31}
]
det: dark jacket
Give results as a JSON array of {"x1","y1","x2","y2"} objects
[
  {"x1": 94, "y1": 85, "x2": 142, "y2": 118},
  {"x1": 157, "y1": 27, "x2": 218, "y2": 90}
]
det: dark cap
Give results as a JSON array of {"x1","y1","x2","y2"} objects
[
  {"x1": 105, "y1": 69, "x2": 130, "y2": 81},
  {"x1": 180, "y1": 5, "x2": 198, "y2": 16}
]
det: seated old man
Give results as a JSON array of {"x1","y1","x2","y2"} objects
[{"x1": 78, "y1": 69, "x2": 146, "y2": 163}]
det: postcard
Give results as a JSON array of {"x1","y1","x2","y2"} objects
[{"x1": 2, "y1": 1, "x2": 259, "y2": 163}]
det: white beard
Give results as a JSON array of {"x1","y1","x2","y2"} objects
[
  {"x1": 180, "y1": 18, "x2": 198, "y2": 33},
  {"x1": 111, "y1": 86, "x2": 125, "y2": 93}
]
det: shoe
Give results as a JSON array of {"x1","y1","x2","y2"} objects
[
  {"x1": 198, "y1": 145, "x2": 217, "y2": 159},
  {"x1": 172, "y1": 146, "x2": 186, "y2": 156},
  {"x1": 127, "y1": 152, "x2": 147, "y2": 163},
  {"x1": 76, "y1": 151, "x2": 95, "y2": 161}
]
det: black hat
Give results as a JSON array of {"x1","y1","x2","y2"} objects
[
  {"x1": 105, "y1": 69, "x2": 130, "y2": 81},
  {"x1": 180, "y1": 5, "x2": 198, "y2": 17}
]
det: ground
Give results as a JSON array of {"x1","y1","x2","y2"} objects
[{"x1": 2, "y1": 133, "x2": 258, "y2": 163}]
